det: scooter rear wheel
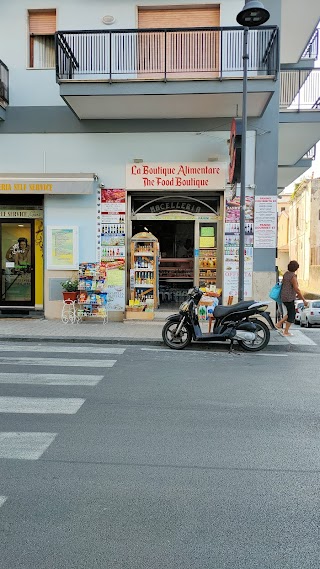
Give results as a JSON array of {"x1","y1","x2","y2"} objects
[
  {"x1": 162, "y1": 320, "x2": 192, "y2": 350},
  {"x1": 238, "y1": 318, "x2": 270, "y2": 352}
]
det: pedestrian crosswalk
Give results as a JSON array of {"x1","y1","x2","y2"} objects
[
  {"x1": 0, "y1": 373, "x2": 104, "y2": 386},
  {"x1": 0, "y1": 396, "x2": 85, "y2": 414},
  {"x1": 0, "y1": 496, "x2": 7, "y2": 508},
  {"x1": 0, "y1": 432, "x2": 57, "y2": 460},
  {"x1": 0, "y1": 342, "x2": 126, "y2": 508},
  {"x1": 0, "y1": 356, "x2": 117, "y2": 367}
]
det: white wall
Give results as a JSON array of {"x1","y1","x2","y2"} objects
[
  {"x1": 0, "y1": 130, "x2": 256, "y2": 262},
  {"x1": 0, "y1": 130, "x2": 256, "y2": 186},
  {"x1": 0, "y1": 0, "x2": 244, "y2": 107}
]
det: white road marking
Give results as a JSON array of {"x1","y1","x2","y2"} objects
[
  {"x1": 0, "y1": 496, "x2": 7, "y2": 508},
  {"x1": 0, "y1": 432, "x2": 56, "y2": 460},
  {"x1": 0, "y1": 344, "x2": 126, "y2": 355},
  {"x1": 141, "y1": 348, "x2": 170, "y2": 352},
  {"x1": 252, "y1": 353, "x2": 288, "y2": 357},
  {"x1": 0, "y1": 373, "x2": 104, "y2": 386},
  {"x1": 0, "y1": 397, "x2": 85, "y2": 414},
  {"x1": 0, "y1": 357, "x2": 116, "y2": 368},
  {"x1": 282, "y1": 331, "x2": 316, "y2": 346}
]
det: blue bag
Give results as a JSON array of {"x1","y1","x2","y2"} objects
[{"x1": 269, "y1": 283, "x2": 282, "y2": 303}]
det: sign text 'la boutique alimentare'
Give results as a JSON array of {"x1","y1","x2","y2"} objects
[{"x1": 126, "y1": 163, "x2": 227, "y2": 190}]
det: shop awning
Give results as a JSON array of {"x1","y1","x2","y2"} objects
[{"x1": 0, "y1": 173, "x2": 97, "y2": 195}]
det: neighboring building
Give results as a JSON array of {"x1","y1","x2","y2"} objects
[
  {"x1": 277, "y1": 194, "x2": 291, "y2": 274},
  {"x1": 0, "y1": 1, "x2": 319, "y2": 319},
  {"x1": 288, "y1": 179, "x2": 311, "y2": 285},
  {"x1": 286, "y1": 177, "x2": 320, "y2": 296},
  {"x1": 309, "y1": 177, "x2": 320, "y2": 294}
]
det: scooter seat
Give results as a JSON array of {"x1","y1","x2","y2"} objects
[{"x1": 213, "y1": 300, "x2": 254, "y2": 318}]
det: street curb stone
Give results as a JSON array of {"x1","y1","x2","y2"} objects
[{"x1": 0, "y1": 334, "x2": 296, "y2": 352}]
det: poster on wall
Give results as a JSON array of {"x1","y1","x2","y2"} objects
[
  {"x1": 47, "y1": 226, "x2": 79, "y2": 270},
  {"x1": 223, "y1": 191, "x2": 254, "y2": 300},
  {"x1": 254, "y1": 196, "x2": 277, "y2": 248},
  {"x1": 97, "y1": 188, "x2": 126, "y2": 311}
]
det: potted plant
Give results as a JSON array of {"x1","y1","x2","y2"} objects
[{"x1": 61, "y1": 278, "x2": 79, "y2": 302}]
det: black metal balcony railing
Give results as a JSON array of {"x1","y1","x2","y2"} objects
[
  {"x1": 303, "y1": 145, "x2": 317, "y2": 160},
  {"x1": 0, "y1": 59, "x2": 9, "y2": 105},
  {"x1": 280, "y1": 68, "x2": 320, "y2": 110},
  {"x1": 302, "y1": 28, "x2": 319, "y2": 59},
  {"x1": 55, "y1": 26, "x2": 279, "y2": 82}
]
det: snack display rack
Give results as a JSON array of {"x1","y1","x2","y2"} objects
[
  {"x1": 77, "y1": 262, "x2": 108, "y2": 323},
  {"x1": 127, "y1": 232, "x2": 159, "y2": 319},
  {"x1": 199, "y1": 248, "x2": 217, "y2": 284},
  {"x1": 159, "y1": 258, "x2": 194, "y2": 282},
  {"x1": 199, "y1": 223, "x2": 217, "y2": 286}
]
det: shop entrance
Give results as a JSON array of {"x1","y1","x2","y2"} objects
[
  {"x1": 130, "y1": 192, "x2": 222, "y2": 310},
  {"x1": 132, "y1": 220, "x2": 194, "y2": 308},
  {"x1": 0, "y1": 220, "x2": 35, "y2": 306}
]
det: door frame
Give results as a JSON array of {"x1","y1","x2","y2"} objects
[{"x1": 0, "y1": 218, "x2": 36, "y2": 307}]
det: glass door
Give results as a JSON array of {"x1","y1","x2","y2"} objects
[{"x1": 0, "y1": 221, "x2": 35, "y2": 305}]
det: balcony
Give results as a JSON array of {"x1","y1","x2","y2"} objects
[
  {"x1": 278, "y1": 68, "x2": 320, "y2": 191},
  {"x1": 280, "y1": 0, "x2": 319, "y2": 63},
  {"x1": 55, "y1": 26, "x2": 279, "y2": 120},
  {"x1": 0, "y1": 59, "x2": 9, "y2": 120},
  {"x1": 301, "y1": 28, "x2": 319, "y2": 60},
  {"x1": 280, "y1": 68, "x2": 320, "y2": 111},
  {"x1": 303, "y1": 145, "x2": 317, "y2": 160}
]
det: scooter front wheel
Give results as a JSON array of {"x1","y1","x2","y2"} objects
[
  {"x1": 162, "y1": 320, "x2": 192, "y2": 350},
  {"x1": 238, "y1": 318, "x2": 270, "y2": 352}
]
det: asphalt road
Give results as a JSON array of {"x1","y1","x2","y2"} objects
[{"x1": 0, "y1": 341, "x2": 319, "y2": 569}]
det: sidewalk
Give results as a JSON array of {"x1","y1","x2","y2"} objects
[{"x1": 0, "y1": 317, "x2": 292, "y2": 351}]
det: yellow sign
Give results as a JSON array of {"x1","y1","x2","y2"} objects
[
  {"x1": 107, "y1": 268, "x2": 125, "y2": 286},
  {"x1": 200, "y1": 236, "x2": 215, "y2": 248},
  {"x1": 0, "y1": 183, "x2": 53, "y2": 192}
]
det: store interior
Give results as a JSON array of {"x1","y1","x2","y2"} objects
[{"x1": 132, "y1": 220, "x2": 194, "y2": 309}]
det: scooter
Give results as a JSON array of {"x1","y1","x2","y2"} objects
[{"x1": 162, "y1": 286, "x2": 275, "y2": 352}]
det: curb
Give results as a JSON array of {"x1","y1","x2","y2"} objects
[{"x1": 0, "y1": 334, "x2": 301, "y2": 352}]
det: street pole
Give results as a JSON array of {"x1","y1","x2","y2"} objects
[{"x1": 238, "y1": 26, "x2": 249, "y2": 302}]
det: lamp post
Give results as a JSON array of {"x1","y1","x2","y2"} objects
[{"x1": 236, "y1": 1, "x2": 270, "y2": 301}]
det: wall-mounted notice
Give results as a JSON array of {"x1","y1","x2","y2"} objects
[
  {"x1": 254, "y1": 196, "x2": 277, "y2": 248},
  {"x1": 223, "y1": 191, "x2": 254, "y2": 300},
  {"x1": 97, "y1": 188, "x2": 126, "y2": 311},
  {"x1": 47, "y1": 226, "x2": 78, "y2": 270}
]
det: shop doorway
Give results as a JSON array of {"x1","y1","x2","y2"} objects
[
  {"x1": 132, "y1": 220, "x2": 194, "y2": 309},
  {"x1": 0, "y1": 221, "x2": 35, "y2": 306}
]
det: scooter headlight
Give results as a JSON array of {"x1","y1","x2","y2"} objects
[{"x1": 179, "y1": 301, "x2": 189, "y2": 312}]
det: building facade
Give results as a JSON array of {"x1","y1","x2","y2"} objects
[
  {"x1": 286, "y1": 177, "x2": 320, "y2": 296},
  {"x1": 0, "y1": 1, "x2": 319, "y2": 319}
]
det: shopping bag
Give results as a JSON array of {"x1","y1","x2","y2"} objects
[{"x1": 269, "y1": 283, "x2": 282, "y2": 303}]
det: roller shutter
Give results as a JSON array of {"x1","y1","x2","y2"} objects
[
  {"x1": 138, "y1": 6, "x2": 220, "y2": 78},
  {"x1": 138, "y1": 6, "x2": 220, "y2": 29},
  {"x1": 29, "y1": 11, "x2": 56, "y2": 35}
]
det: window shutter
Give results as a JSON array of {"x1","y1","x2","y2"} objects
[
  {"x1": 29, "y1": 10, "x2": 56, "y2": 35},
  {"x1": 138, "y1": 6, "x2": 220, "y2": 29}
]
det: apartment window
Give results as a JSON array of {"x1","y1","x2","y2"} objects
[
  {"x1": 29, "y1": 10, "x2": 56, "y2": 68},
  {"x1": 296, "y1": 208, "x2": 299, "y2": 228}
]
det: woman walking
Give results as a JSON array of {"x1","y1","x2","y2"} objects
[{"x1": 276, "y1": 260, "x2": 307, "y2": 336}]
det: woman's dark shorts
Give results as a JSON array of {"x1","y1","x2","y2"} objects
[{"x1": 283, "y1": 300, "x2": 295, "y2": 324}]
